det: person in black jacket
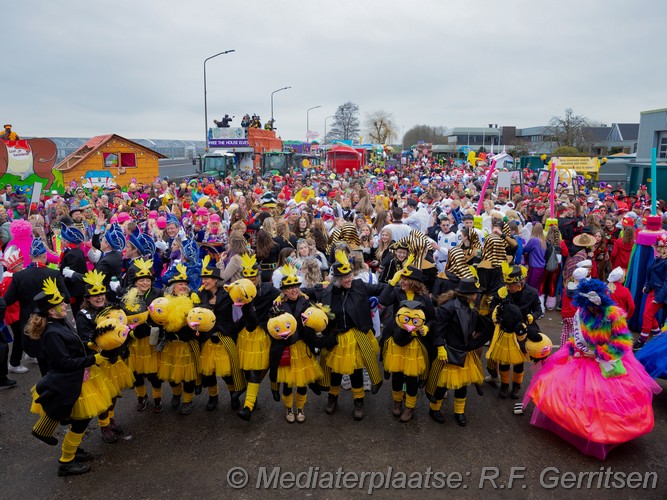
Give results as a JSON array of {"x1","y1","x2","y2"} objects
[
  {"x1": 197, "y1": 259, "x2": 248, "y2": 412},
  {"x1": 75, "y1": 271, "x2": 117, "y2": 444},
  {"x1": 124, "y1": 258, "x2": 163, "y2": 413},
  {"x1": 3, "y1": 239, "x2": 69, "y2": 376},
  {"x1": 237, "y1": 254, "x2": 280, "y2": 421},
  {"x1": 59, "y1": 223, "x2": 87, "y2": 315},
  {"x1": 301, "y1": 250, "x2": 386, "y2": 421},
  {"x1": 427, "y1": 277, "x2": 493, "y2": 426},
  {"x1": 486, "y1": 265, "x2": 544, "y2": 399},
  {"x1": 28, "y1": 277, "x2": 109, "y2": 477}
]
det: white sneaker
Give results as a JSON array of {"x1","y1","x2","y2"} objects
[
  {"x1": 285, "y1": 408, "x2": 295, "y2": 423},
  {"x1": 23, "y1": 354, "x2": 38, "y2": 365},
  {"x1": 363, "y1": 369, "x2": 372, "y2": 391},
  {"x1": 341, "y1": 374, "x2": 351, "y2": 390},
  {"x1": 8, "y1": 364, "x2": 29, "y2": 374},
  {"x1": 296, "y1": 408, "x2": 306, "y2": 423}
]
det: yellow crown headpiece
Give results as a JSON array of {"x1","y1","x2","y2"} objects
[
  {"x1": 133, "y1": 258, "x2": 153, "y2": 279},
  {"x1": 168, "y1": 263, "x2": 189, "y2": 285},
  {"x1": 241, "y1": 253, "x2": 259, "y2": 278},
  {"x1": 83, "y1": 269, "x2": 107, "y2": 296},
  {"x1": 42, "y1": 277, "x2": 64, "y2": 305},
  {"x1": 200, "y1": 255, "x2": 213, "y2": 277},
  {"x1": 280, "y1": 264, "x2": 301, "y2": 288},
  {"x1": 333, "y1": 249, "x2": 352, "y2": 276}
]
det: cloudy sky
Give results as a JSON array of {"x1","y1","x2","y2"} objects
[{"x1": 4, "y1": 0, "x2": 666, "y2": 143}]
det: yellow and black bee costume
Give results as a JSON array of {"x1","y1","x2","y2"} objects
[
  {"x1": 301, "y1": 250, "x2": 387, "y2": 421},
  {"x1": 382, "y1": 300, "x2": 432, "y2": 422},
  {"x1": 426, "y1": 277, "x2": 493, "y2": 426},
  {"x1": 236, "y1": 253, "x2": 280, "y2": 421}
]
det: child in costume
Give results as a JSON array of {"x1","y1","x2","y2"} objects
[
  {"x1": 94, "y1": 304, "x2": 134, "y2": 442},
  {"x1": 123, "y1": 258, "x2": 163, "y2": 412},
  {"x1": 634, "y1": 233, "x2": 667, "y2": 350},
  {"x1": 75, "y1": 270, "x2": 126, "y2": 444},
  {"x1": 382, "y1": 300, "x2": 432, "y2": 423},
  {"x1": 524, "y1": 279, "x2": 662, "y2": 459},
  {"x1": 237, "y1": 254, "x2": 280, "y2": 421},
  {"x1": 426, "y1": 277, "x2": 493, "y2": 426},
  {"x1": 28, "y1": 277, "x2": 122, "y2": 477},
  {"x1": 486, "y1": 295, "x2": 541, "y2": 400},
  {"x1": 197, "y1": 256, "x2": 254, "y2": 411},
  {"x1": 267, "y1": 308, "x2": 324, "y2": 424},
  {"x1": 486, "y1": 263, "x2": 543, "y2": 399},
  {"x1": 270, "y1": 267, "x2": 327, "y2": 423},
  {"x1": 151, "y1": 265, "x2": 201, "y2": 415}
]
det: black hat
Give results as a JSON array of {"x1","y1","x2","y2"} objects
[
  {"x1": 34, "y1": 277, "x2": 65, "y2": 314},
  {"x1": 406, "y1": 198, "x2": 418, "y2": 208},
  {"x1": 332, "y1": 250, "x2": 353, "y2": 277},
  {"x1": 456, "y1": 277, "x2": 480, "y2": 294},
  {"x1": 401, "y1": 265, "x2": 423, "y2": 283},
  {"x1": 200, "y1": 255, "x2": 222, "y2": 280}
]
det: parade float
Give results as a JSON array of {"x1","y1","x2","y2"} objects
[{"x1": 0, "y1": 137, "x2": 63, "y2": 192}]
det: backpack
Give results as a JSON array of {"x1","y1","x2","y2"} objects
[{"x1": 545, "y1": 243, "x2": 559, "y2": 272}]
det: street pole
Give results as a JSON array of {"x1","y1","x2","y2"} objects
[
  {"x1": 306, "y1": 105, "x2": 321, "y2": 142},
  {"x1": 270, "y1": 86, "x2": 291, "y2": 127},
  {"x1": 204, "y1": 49, "x2": 235, "y2": 151},
  {"x1": 324, "y1": 115, "x2": 334, "y2": 144}
]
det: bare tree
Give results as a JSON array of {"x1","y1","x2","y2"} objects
[
  {"x1": 365, "y1": 110, "x2": 397, "y2": 144},
  {"x1": 327, "y1": 101, "x2": 360, "y2": 142},
  {"x1": 544, "y1": 108, "x2": 592, "y2": 151},
  {"x1": 402, "y1": 125, "x2": 448, "y2": 147}
]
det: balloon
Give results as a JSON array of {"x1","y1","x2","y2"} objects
[{"x1": 302, "y1": 159, "x2": 311, "y2": 168}]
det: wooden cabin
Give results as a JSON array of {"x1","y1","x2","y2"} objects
[{"x1": 55, "y1": 134, "x2": 166, "y2": 188}]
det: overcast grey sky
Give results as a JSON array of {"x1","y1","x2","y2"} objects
[{"x1": 3, "y1": 0, "x2": 666, "y2": 143}]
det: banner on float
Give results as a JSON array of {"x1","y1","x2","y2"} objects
[{"x1": 209, "y1": 127, "x2": 249, "y2": 147}]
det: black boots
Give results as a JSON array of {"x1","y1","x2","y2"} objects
[
  {"x1": 237, "y1": 406, "x2": 252, "y2": 421},
  {"x1": 454, "y1": 413, "x2": 467, "y2": 427},
  {"x1": 429, "y1": 409, "x2": 444, "y2": 424},
  {"x1": 57, "y1": 460, "x2": 91, "y2": 477},
  {"x1": 511, "y1": 384, "x2": 521, "y2": 400},
  {"x1": 325, "y1": 394, "x2": 338, "y2": 415},
  {"x1": 498, "y1": 383, "x2": 510, "y2": 399},
  {"x1": 353, "y1": 398, "x2": 365, "y2": 421},
  {"x1": 206, "y1": 395, "x2": 219, "y2": 411}
]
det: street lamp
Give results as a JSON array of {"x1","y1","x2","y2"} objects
[
  {"x1": 324, "y1": 115, "x2": 334, "y2": 144},
  {"x1": 306, "y1": 105, "x2": 322, "y2": 142},
  {"x1": 204, "y1": 49, "x2": 235, "y2": 150},
  {"x1": 270, "y1": 86, "x2": 291, "y2": 126}
]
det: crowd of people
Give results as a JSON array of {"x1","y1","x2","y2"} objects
[{"x1": 0, "y1": 154, "x2": 664, "y2": 475}]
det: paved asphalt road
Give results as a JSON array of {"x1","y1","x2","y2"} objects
[
  {"x1": 1, "y1": 310, "x2": 666, "y2": 499},
  {"x1": 159, "y1": 158, "x2": 200, "y2": 179}
]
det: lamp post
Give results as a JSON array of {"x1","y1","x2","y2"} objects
[
  {"x1": 204, "y1": 49, "x2": 235, "y2": 151},
  {"x1": 324, "y1": 115, "x2": 334, "y2": 144},
  {"x1": 270, "y1": 86, "x2": 291, "y2": 126},
  {"x1": 306, "y1": 105, "x2": 321, "y2": 142}
]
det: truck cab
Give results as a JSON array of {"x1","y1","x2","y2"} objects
[
  {"x1": 198, "y1": 150, "x2": 237, "y2": 178},
  {"x1": 261, "y1": 151, "x2": 291, "y2": 178}
]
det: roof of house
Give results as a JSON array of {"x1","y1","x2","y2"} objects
[
  {"x1": 615, "y1": 123, "x2": 639, "y2": 141},
  {"x1": 55, "y1": 133, "x2": 167, "y2": 172}
]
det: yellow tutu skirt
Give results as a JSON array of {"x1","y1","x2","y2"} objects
[
  {"x1": 237, "y1": 326, "x2": 270, "y2": 371},
  {"x1": 277, "y1": 340, "x2": 323, "y2": 387},
  {"x1": 487, "y1": 329, "x2": 527, "y2": 366},
  {"x1": 30, "y1": 366, "x2": 114, "y2": 420},
  {"x1": 99, "y1": 359, "x2": 135, "y2": 398},
  {"x1": 437, "y1": 351, "x2": 483, "y2": 390},
  {"x1": 157, "y1": 340, "x2": 198, "y2": 384},
  {"x1": 327, "y1": 329, "x2": 379, "y2": 375},
  {"x1": 382, "y1": 338, "x2": 427, "y2": 377},
  {"x1": 200, "y1": 339, "x2": 232, "y2": 377},
  {"x1": 128, "y1": 337, "x2": 160, "y2": 375}
]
